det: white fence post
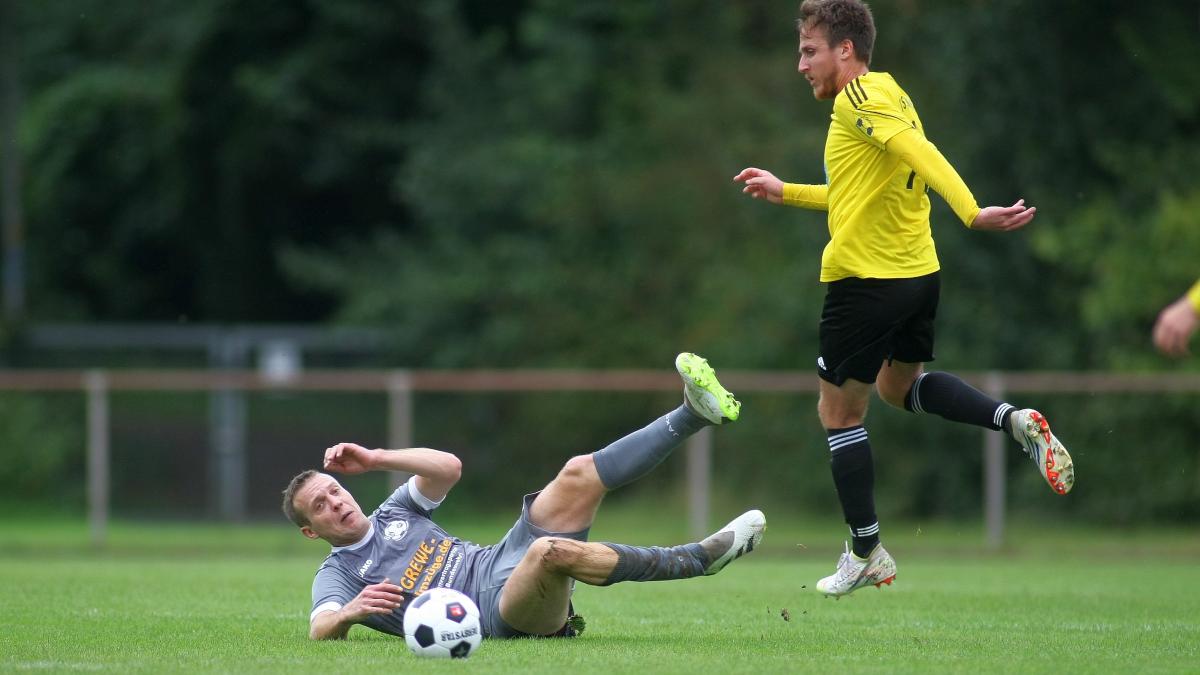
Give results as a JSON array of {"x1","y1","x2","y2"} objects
[
  {"x1": 85, "y1": 370, "x2": 109, "y2": 548},
  {"x1": 983, "y1": 371, "x2": 1006, "y2": 551},
  {"x1": 209, "y1": 333, "x2": 248, "y2": 521},
  {"x1": 387, "y1": 371, "x2": 414, "y2": 491}
]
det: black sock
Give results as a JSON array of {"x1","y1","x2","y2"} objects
[
  {"x1": 828, "y1": 426, "x2": 879, "y2": 558},
  {"x1": 904, "y1": 372, "x2": 1015, "y2": 432},
  {"x1": 599, "y1": 542, "x2": 708, "y2": 585}
]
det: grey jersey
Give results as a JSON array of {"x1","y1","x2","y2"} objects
[{"x1": 309, "y1": 477, "x2": 487, "y2": 637}]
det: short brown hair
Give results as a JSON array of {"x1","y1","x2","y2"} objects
[
  {"x1": 282, "y1": 469, "x2": 318, "y2": 526},
  {"x1": 798, "y1": 0, "x2": 876, "y2": 66}
]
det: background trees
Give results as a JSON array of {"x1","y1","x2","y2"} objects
[
  {"x1": 11, "y1": 0, "x2": 1200, "y2": 368},
  {"x1": 4, "y1": 0, "x2": 1198, "y2": 520}
]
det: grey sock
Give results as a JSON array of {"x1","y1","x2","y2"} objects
[
  {"x1": 599, "y1": 542, "x2": 709, "y2": 585},
  {"x1": 591, "y1": 405, "x2": 707, "y2": 489}
]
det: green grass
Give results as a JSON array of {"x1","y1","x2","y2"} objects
[{"x1": 1, "y1": 513, "x2": 1197, "y2": 674}]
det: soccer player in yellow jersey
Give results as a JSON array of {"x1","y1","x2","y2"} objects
[
  {"x1": 733, "y1": 0, "x2": 1076, "y2": 597},
  {"x1": 1153, "y1": 280, "x2": 1200, "y2": 357}
]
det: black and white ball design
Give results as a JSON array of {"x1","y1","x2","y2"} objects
[{"x1": 402, "y1": 588, "x2": 483, "y2": 659}]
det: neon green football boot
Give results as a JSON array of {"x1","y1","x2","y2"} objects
[{"x1": 675, "y1": 352, "x2": 741, "y2": 425}]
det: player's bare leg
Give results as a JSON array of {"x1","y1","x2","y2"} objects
[
  {"x1": 499, "y1": 510, "x2": 766, "y2": 635},
  {"x1": 817, "y1": 371, "x2": 898, "y2": 597},
  {"x1": 817, "y1": 376, "x2": 891, "y2": 594},
  {"x1": 506, "y1": 354, "x2": 752, "y2": 633},
  {"x1": 527, "y1": 454, "x2": 607, "y2": 534},
  {"x1": 875, "y1": 360, "x2": 924, "y2": 409},
  {"x1": 528, "y1": 352, "x2": 740, "y2": 533},
  {"x1": 497, "y1": 538, "x2": 616, "y2": 635},
  {"x1": 817, "y1": 377, "x2": 872, "y2": 429}
]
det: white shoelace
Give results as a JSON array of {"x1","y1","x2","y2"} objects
[{"x1": 831, "y1": 543, "x2": 867, "y2": 586}]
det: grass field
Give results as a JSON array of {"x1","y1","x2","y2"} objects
[{"x1": 2, "y1": 511, "x2": 1197, "y2": 674}]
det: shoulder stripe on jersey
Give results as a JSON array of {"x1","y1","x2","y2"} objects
[
  {"x1": 851, "y1": 77, "x2": 869, "y2": 102},
  {"x1": 845, "y1": 85, "x2": 861, "y2": 108},
  {"x1": 873, "y1": 110, "x2": 918, "y2": 128}
]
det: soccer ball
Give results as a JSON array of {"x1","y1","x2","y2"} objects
[{"x1": 402, "y1": 588, "x2": 483, "y2": 659}]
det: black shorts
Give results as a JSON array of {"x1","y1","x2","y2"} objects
[{"x1": 817, "y1": 272, "x2": 940, "y2": 386}]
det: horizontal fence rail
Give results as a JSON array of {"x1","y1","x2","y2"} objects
[
  {"x1": 5, "y1": 368, "x2": 1200, "y2": 548},
  {"x1": 6, "y1": 368, "x2": 1200, "y2": 392}
]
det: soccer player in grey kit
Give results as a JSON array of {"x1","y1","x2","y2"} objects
[{"x1": 282, "y1": 353, "x2": 766, "y2": 640}]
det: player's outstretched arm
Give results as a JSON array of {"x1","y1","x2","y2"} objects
[
  {"x1": 886, "y1": 129, "x2": 1036, "y2": 232},
  {"x1": 733, "y1": 167, "x2": 828, "y2": 210},
  {"x1": 309, "y1": 578, "x2": 405, "y2": 640},
  {"x1": 323, "y1": 442, "x2": 462, "y2": 501}
]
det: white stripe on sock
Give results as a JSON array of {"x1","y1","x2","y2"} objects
[
  {"x1": 829, "y1": 437, "x2": 867, "y2": 452},
  {"x1": 828, "y1": 429, "x2": 868, "y2": 452},
  {"x1": 993, "y1": 404, "x2": 1015, "y2": 428},
  {"x1": 827, "y1": 428, "x2": 867, "y2": 443},
  {"x1": 910, "y1": 373, "x2": 929, "y2": 413},
  {"x1": 851, "y1": 522, "x2": 880, "y2": 537}
]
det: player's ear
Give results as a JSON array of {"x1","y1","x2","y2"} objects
[
  {"x1": 840, "y1": 39, "x2": 853, "y2": 60},
  {"x1": 300, "y1": 525, "x2": 320, "y2": 540}
]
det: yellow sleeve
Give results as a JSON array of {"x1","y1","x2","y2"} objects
[
  {"x1": 1187, "y1": 280, "x2": 1200, "y2": 313},
  {"x1": 781, "y1": 183, "x2": 829, "y2": 211},
  {"x1": 886, "y1": 129, "x2": 981, "y2": 227}
]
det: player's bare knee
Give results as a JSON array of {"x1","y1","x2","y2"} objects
[
  {"x1": 818, "y1": 401, "x2": 864, "y2": 429},
  {"x1": 532, "y1": 537, "x2": 585, "y2": 573},
  {"x1": 876, "y1": 381, "x2": 907, "y2": 409},
  {"x1": 877, "y1": 364, "x2": 921, "y2": 409},
  {"x1": 555, "y1": 455, "x2": 598, "y2": 489},
  {"x1": 562, "y1": 454, "x2": 594, "y2": 476}
]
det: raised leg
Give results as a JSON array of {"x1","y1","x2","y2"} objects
[{"x1": 528, "y1": 353, "x2": 738, "y2": 532}]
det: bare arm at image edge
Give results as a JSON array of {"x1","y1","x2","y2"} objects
[{"x1": 1152, "y1": 279, "x2": 1200, "y2": 358}]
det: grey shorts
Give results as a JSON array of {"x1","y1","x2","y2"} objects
[{"x1": 472, "y1": 491, "x2": 590, "y2": 638}]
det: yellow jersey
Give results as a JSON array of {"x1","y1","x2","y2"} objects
[{"x1": 819, "y1": 72, "x2": 973, "y2": 282}]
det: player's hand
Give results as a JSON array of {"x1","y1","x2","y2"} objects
[
  {"x1": 733, "y1": 167, "x2": 785, "y2": 204},
  {"x1": 340, "y1": 578, "x2": 406, "y2": 622},
  {"x1": 1153, "y1": 296, "x2": 1199, "y2": 358},
  {"x1": 970, "y1": 199, "x2": 1037, "y2": 231},
  {"x1": 324, "y1": 442, "x2": 377, "y2": 475}
]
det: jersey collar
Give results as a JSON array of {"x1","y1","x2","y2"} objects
[{"x1": 330, "y1": 519, "x2": 374, "y2": 553}]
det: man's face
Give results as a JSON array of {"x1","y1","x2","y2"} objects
[
  {"x1": 295, "y1": 473, "x2": 368, "y2": 546},
  {"x1": 797, "y1": 24, "x2": 843, "y2": 100}
]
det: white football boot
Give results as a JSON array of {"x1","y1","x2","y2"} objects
[
  {"x1": 1008, "y1": 409, "x2": 1074, "y2": 495},
  {"x1": 675, "y1": 352, "x2": 741, "y2": 425},
  {"x1": 700, "y1": 509, "x2": 766, "y2": 575},
  {"x1": 816, "y1": 542, "x2": 897, "y2": 598}
]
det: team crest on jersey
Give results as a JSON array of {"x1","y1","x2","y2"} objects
[
  {"x1": 383, "y1": 520, "x2": 409, "y2": 542},
  {"x1": 855, "y1": 117, "x2": 874, "y2": 137}
]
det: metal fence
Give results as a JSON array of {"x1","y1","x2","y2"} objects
[{"x1": 3, "y1": 368, "x2": 1200, "y2": 549}]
